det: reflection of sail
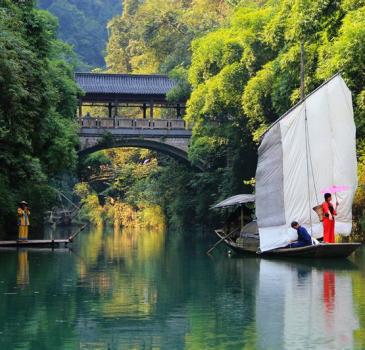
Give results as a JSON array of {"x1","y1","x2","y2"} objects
[
  {"x1": 256, "y1": 260, "x2": 286, "y2": 349},
  {"x1": 16, "y1": 251, "x2": 29, "y2": 287},
  {"x1": 257, "y1": 259, "x2": 359, "y2": 350}
]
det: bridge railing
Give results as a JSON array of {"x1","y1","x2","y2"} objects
[{"x1": 78, "y1": 117, "x2": 189, "y2": 130}]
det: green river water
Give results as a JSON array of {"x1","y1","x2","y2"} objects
[{"x1": 0, "y1": 226, "x2": 364, "y2": 350}]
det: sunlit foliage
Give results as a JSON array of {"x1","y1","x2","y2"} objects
[
  {"x1": 187, "y1": 0, "x2": 365, "y2": 227},
  {"x1": 95, "y1": 0, "x2": 365, "y2": 230}
]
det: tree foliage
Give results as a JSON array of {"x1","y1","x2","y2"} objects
[
  {"x1": 0, "y1": 0, "x2": 79, "y2": 234},
  {"x1": 102, "y1": 0, "x2": 365, "y2": 229},
  {"x1": 106, "y1": 0, "x2": 232, "y2": 74},
  {"x1": 187, "y1": 0, "x2": 365, "y2": 225}
]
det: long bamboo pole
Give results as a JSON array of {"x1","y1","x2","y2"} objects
[
  {"x1": 68, "y1": 223, "x2": 89, "y2": 242},
  {"x1": 206, "y1": 229, "x2": 238, "y2": 255},
  {"x1": 300, "y1": 42, "x2": 305, "y2": 101}
]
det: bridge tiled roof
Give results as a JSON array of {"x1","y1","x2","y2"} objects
[{"x1": 75, "y1": 72, "x2": 176, "y2": 96}]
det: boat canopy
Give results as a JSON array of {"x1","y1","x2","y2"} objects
[
  {"x1": 255, "y1": 74, "x2": 357, "y2": 252},
  {"x1": 212, "y1": 194, "x2": 255, "y2": 209}
]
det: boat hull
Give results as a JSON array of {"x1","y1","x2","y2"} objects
[
  {"x1": 214, "y1": 229, "x2": 259, "y2": 254},
  {"x1": 261, "y1": 243, "x2": 361, "y2": 258},
  {"x1": 214, "y1": 230, "x2": 361, "y2": 258}
]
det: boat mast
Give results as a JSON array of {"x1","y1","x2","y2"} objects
[
  {"x1": 301, "y1": 42, "x2": 319, "y2": 232},
  {"x1": 300, "y1": 42, "x2": 305, "y2": 101},
  {"x1": 301, "y1": 42, "x2": 314, "y2": 231}
]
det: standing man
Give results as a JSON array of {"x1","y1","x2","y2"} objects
[
  {"x1": 289, "y1": 221, "x2": 312, "y2": 248},
  {"x1": 18, "y1": 201, "x2": 30, "y2": 241},
  {"x1": 322, "y1": 193, "x2": 337, "y2": 243}
]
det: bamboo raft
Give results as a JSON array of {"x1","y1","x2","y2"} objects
[
  {"x1": 0, "y1": 224, "x2": 88, "y2": 249},
  {"x1": 0, "y1": 239, "x2": 71, "y2": 248}
]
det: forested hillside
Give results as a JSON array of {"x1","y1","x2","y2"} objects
[
  {"x1": 37, "y1": 0, "x2": 122, "y2": 69},
  {"x1": 0, "y1": 0, "x2": 79, "y2": 234},
  {"x1": 100, "y1": 0, "x2": 365, "y2": 231},
  {"x1": 5, "y1": 0, "x2": 363, "y2": 234}
]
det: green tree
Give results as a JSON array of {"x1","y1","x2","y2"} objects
[
  {"x1": 0, "y1": 1, "x2": 79, "y2": 234},
  {"x1": 188, "y1": 0, "x2": 365, "y2": 227},
  {"x1": 99, "y1": 0, "x2": 365, "y2": 230}
]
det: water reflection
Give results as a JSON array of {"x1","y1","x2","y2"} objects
[
  {"x1": 323, "y1": 271, "x2": 335, "y2": 315},
  {"x1": 0, "y1": 227, "x2": 364, "y2": 349},
  {"x1": 257, "y1": 258, "x2": 359, "y2": 350},
  {"x1": 16, "y1": 250, "x2": 29, "y2": 288}
]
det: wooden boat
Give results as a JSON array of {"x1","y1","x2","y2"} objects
[
  {"x1": 215, "y1": 229, "x2": 361, "y2": 258},
  {"x1": 212, "y1": 74, "x2": 362, "y2": 259},
  {"x1": 261, "y1": 243, "x2": 361, "y2": 258},
  {"x1": 215, "y1": 228, "x2": 258, "y2": 254}
]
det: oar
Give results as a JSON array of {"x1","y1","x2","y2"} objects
[{"x1": 206, "y1": 229, "x2": 237, "y2": 255}]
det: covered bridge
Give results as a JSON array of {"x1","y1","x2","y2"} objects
[
  {"x1": 74, "y1": 72, "x2": 202, "y2": 170},
  {"x1": 75, "y1": 72, "x2": 186, "y2": 119}
]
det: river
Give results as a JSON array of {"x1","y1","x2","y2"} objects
[{"x1": 0, "y1": 226, "x2": 364, "y2": 349}]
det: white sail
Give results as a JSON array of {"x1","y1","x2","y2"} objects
[{"x1": 255, "y1": 74, "x2": 357, "y2": 252}]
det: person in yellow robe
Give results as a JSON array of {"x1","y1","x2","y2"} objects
[{"x1": 18, "y1": 201, "x2": 30, "y2": 241}]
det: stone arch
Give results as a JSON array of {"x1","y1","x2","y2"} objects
[{"x1": 78, "y1": 138, "x2": 204, "y2": 171}]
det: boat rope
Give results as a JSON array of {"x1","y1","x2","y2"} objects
[
  {"x1": 59, "y1": 193, "x2": 66, "y2": 212},
  {"x1": 51, "y1": 187, "x2": 79, "y2": 210}
]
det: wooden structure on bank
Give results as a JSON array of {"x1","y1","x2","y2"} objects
[{"x1": 75, "y1": 72, "x2": 185, "y2": 119}]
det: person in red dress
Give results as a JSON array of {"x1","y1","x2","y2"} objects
[{"x1": 322, "y1": 193, "x2": 338, "y2": 243}]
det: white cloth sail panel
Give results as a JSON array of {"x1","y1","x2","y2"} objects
[{"x1": 256, "y1": 75, "x2": 357, "y2": 252}]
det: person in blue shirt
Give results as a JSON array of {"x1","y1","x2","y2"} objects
[{"x1": 289, "y1": 221, "x2": 312, "y2": 248}]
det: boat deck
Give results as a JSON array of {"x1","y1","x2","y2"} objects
[{"x1": 0, "y1": 239, "x2": 71, "y2": 248}]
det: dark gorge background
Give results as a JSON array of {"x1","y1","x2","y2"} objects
[{"x1": 1, "y1": 0, "x2": 365, "y2": 236}]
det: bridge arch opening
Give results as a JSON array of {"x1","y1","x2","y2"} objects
[{"x1": 78, "y1": 138, "x2": 204, "y2": 171}]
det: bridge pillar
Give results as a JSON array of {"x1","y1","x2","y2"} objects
[
  {"x1": 142, "y1": 103, "x2": 147, "y2": 119},
  {"x1": 114, "y1": 100, "x2": 119, "y2": 117},
  {"x1": 177, "y1": 104, "x2": 181, "y2": 118},
  {"x1": 108, "y1": 102, "x2": 112, "y2": 119},
  {"x1": 149, "y1": 100, "x2": 154, "y2": 119}
]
